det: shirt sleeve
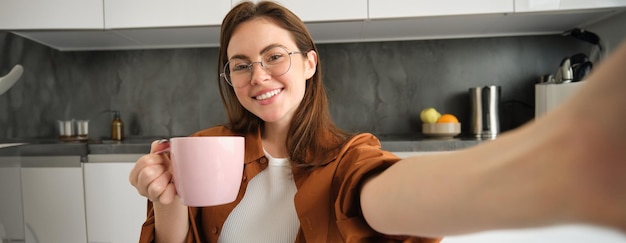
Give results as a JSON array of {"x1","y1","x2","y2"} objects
[
  {"x1": 138, "y1": 201, "x2": 201, "y2": 243},
  {"x1": 333, "y1": 133, "x2": 442, "y2": 243}
]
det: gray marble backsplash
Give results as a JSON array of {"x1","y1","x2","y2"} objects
[{"x1": 0, "y1": 32, "x2": 588, "y2": 140}]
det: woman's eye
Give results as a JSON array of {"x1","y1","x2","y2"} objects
[
  {"x1": 265, "y1": 54, "x2": 284, "y2": 64},
  {"x1": 232, "y1": 63, "x2": 249, "y2": 72}
]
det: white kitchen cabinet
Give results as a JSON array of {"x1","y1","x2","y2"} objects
[
  {"x1": 362, "y1": 0, "x2": 624, "y2": 43},
  {"x1": 104, "y1": 0, "x2": 232, "y2": 29},
  {"x1": 252, "y1": 0, "x2": 367, "y2": 22},
  {"x1": 20, "y1": 156, "x2": 87, "y2": 243},
  {"x1": 8, "y1": 0, "x2": 626, "y2": 50},
  {"x1": 0, "y1": 156, "x2": 24, "y2": 242},
  {"x1": 368, "y1": 0, "x2": 515, "y2": 19},
  {"x1": 84, "y1": 154, "x2": 147, "y2": 243},
  {"x1": 242, "y1": 0, "x2": 368, "y2": 44},
  {"x1": 515, "y1": 0, "x2": 626, "y2": 13},
  {"x1": 0, "y1": 0, "x2": 103, "y2": 30},
  {"x1": 364, "y1": 0, "x2": 516, "y2": 41}
]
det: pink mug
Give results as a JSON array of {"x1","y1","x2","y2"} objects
[{"x1": 169, "y1": 136, "x2": 244, "y2": 206}]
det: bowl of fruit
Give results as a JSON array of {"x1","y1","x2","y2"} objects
[{"x1": 420, "y1": 107, "x2": 461, "y2": 138}]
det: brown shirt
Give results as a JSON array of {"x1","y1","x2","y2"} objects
[{"x1": 139, "y1": 126, "x2": 441, "y2": 243}]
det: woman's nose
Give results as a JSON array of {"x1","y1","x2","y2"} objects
[{"x1": 250, "y1": 62, "x2": 270, "y2": 85}]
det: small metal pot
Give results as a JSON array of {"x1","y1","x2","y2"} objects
[
  {"x1": 76, "y1": 120, "x2": 89, "y2": 139},
  {"x1": 57, "y1": 120, "x2": 75, "y2": 138}
]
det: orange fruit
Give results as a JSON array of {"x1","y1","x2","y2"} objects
[{"x1": 437, "y1": 114, "x2": 459, "y2": 123}]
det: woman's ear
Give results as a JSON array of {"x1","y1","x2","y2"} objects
[{"x1": 304, "y1": 50, "x2": 317, "y2": 80}]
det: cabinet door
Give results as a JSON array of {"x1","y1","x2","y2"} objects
[
  {"x1": 0, "y1": 0, "x2": 103, "y2": 29},
  {"x1": 105, "y1": 0, "x2": 232, "y2": 29},
  {"x1": 0, "y1": 156, "x2": 24, "y2": 242},
  {"x1": 21, "y1": 156, "x2": 87, "y2": 243},
  {"x1": 259, "y1": 0, "x2": 367, "y2": 22},
  {"x1": 515, "y1": 0, "x2": 626, "y2": 12},
  {"x1": 84, "y1": 155, "x2": 147, "y2": 243},
  {"x1": 369, "y1": 0, "x2": 514, "y2": 19}
]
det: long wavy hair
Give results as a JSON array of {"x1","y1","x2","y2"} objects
[{"x1": 217, "y1": 1, "x2": 351, "y2": 167}]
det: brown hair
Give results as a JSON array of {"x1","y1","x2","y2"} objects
[{"x1": 217, "y1": 1, "x2": 351, "y2": 167}]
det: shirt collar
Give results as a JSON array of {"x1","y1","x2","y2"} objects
[
  {"x1": 240, "y1": 126, "x2": 337, "y2": 166},
  {"x1": 243, "y1": 127, "x2": 265, "y2": 164}
]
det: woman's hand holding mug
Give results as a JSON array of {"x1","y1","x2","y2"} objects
[
  {"x1": 129, "y1": 139, "x2": 178, "y2": 205},
  {"x1": 130, "y1": 137, "x2": 245, "y2": 206}
]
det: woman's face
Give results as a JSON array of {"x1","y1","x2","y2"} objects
[{"x1": 226, "y1": 18, "x2": 317, "y2": 127}]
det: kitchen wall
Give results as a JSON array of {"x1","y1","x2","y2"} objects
[
  {"x1": 587, "y1": 11, "x2": 626, "y2": 53},
  {"x1": 3, "y1": 17, "x2": 623, "y2": 141},
  {"x1": 586, "y1": 11, "x2": 626, "y2": 57}
]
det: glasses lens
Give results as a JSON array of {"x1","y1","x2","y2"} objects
[
  {"x1": 262, "y1": 47, "x2": 292, "y2": 76},
  {"x1": 223, "y1": 59, "x2": 249, "y2": 87},
  {"x1": 222, "y1": 47, "x2": 295, "y2": 87}
]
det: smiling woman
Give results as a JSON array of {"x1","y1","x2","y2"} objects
[{"x1": 129, "y1": 1, "x2": 626, "y2": 243}]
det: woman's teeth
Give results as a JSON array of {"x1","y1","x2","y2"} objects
[{"x1": 255, "y1": 89, "x2": 281, "y2": 101}]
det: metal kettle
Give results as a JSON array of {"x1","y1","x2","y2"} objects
[{"x1": 469, "y1": 85, "x2": 501, "y2": 139}]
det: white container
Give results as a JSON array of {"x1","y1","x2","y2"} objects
[
  {"x1": 535, "y1": 81, "x2": 585, "y2": 117},
  {"x1": 57, "y1": 120, "x2": 76, "y2": 138},
  {"x1": 76, "y1": 120, "x2": 89, "y2": 139}
]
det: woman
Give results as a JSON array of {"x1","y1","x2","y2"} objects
[{"x1": 130, "y1": 1, "x2": 626, "y2": 242}]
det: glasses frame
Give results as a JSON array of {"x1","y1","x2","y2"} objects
[{"x1": 220, "y1": 46, "x2": 302, "y2": 87}]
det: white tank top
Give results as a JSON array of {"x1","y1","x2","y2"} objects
[{"x1": 218, "y1": 149, "x2": 300, "y2": 243}]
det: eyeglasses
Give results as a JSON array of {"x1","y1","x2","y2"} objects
[{"x1": 220, "y1": 46, "x2": 302, "y2": 88}]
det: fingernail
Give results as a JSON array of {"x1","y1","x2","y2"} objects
[
  {"x1": 155, "y1": 148, "x2": 170, "y2": 155},
  {"x1": 157, "y1": 139, "x2": 169, "y2": 144}
]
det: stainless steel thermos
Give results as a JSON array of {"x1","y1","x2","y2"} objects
[{"x1": 469, "y1": 85, "x2": 501, "y2": 139}]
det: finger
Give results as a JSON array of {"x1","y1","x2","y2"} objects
[
  {"x1": 158, "y1": 181, "x2": 178, "y2": 205},
  {"x1": 129, "y1": 153, "x2": 166, "y2": 187},
  {"x1": 151, "y1": 139, "x2": 170, "y2": 154},
  {"x1": 137, "y1": 164, "x2": 167, "y2": 197},
  {"x1": 147, "y1": 171, "x2": 173, "y2": 202}
]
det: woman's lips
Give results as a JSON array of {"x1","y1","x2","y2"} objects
[{"x1": 254, "y1": 88, "x2": 283, "y2": 101}]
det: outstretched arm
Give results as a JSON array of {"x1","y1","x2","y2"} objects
[{"x1": 361, "y1": 40, "x2": 626, "y2": 237}]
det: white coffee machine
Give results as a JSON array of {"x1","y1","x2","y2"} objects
[{"x1": 535, "y1": 81, "x2": 585, "y2": 117}]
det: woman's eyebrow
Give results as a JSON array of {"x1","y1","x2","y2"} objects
[
  {"x1": 228, "y1": 54, "x2": 249, "y2": 61},
  {"x1": 260, "y1": 44, "x2": 283, "y2": 54},
  {"x1": 228, "y1": 44, "x2": 286, "y2": 60}
]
